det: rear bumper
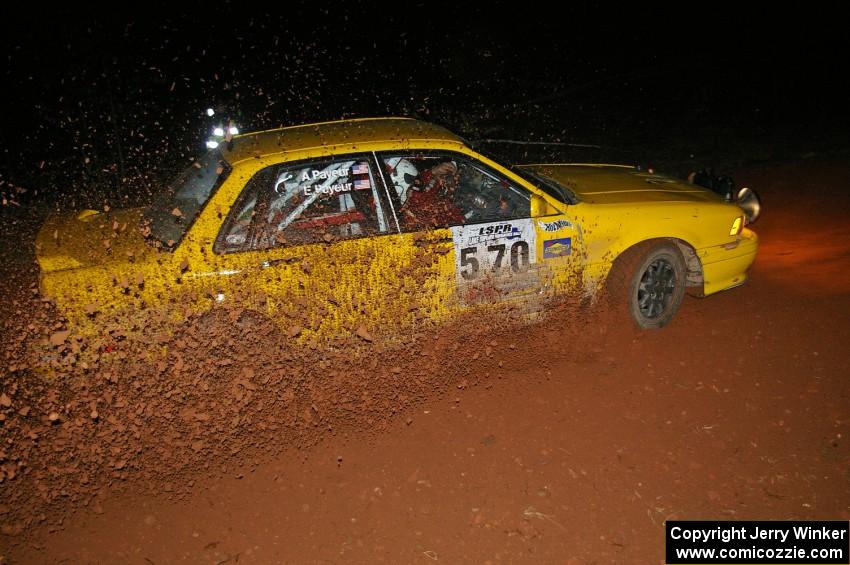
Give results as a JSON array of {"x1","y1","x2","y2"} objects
[{"x1": 699, "y1": 228, "x2": 759, "y2": 295}]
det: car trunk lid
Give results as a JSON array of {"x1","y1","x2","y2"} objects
[{"x1": 36, "y1": 208, "x2": 155, "y2": 274}]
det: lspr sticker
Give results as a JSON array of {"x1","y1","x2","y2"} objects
[
  {"x1": 450, "y1": 219, "x2": 538, "y2": 304},
  {"x1": 451, "y1": 219, "x2": 537, "y2": 281}
]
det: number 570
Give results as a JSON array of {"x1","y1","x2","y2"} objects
[{"x1": 459, "y1": 241, "x2": 530, "y2": 280}]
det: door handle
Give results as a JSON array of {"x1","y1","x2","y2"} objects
[{"x1": 414, "y1": 237, "x2": 452, "y2": 247}]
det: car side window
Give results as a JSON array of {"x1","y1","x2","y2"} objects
[
  {"x1": 214, "y1": 156, "x2": 390, "y2": 253},
  {"x1": 379, "y1": 153, "x2": 531, "y2": 232}
]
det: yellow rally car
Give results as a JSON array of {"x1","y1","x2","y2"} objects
[{"x1": 35, "y1": 117, "x2": 758, "y2": 342}]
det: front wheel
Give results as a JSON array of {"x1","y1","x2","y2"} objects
[{"x1": 606, "y1": 241, "x2": 687, "y2": 329}]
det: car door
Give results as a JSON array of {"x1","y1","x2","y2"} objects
[
  {"x1": 374, "y1": 150, "x2": 583, "y2": 317},
  {"x1": 187, "y1": 153, "x2": 430, "y2": 341}
]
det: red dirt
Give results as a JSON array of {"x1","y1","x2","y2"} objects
[{"x1": 2, "y1": 156, "x2": 850, "y2": 563}]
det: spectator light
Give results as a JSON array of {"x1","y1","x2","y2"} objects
[{"x1": 206, "y1": 118, "x2": 239, "y2": 149}]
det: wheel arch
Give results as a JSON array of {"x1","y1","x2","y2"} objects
[
  {"x1": 605, "y1": 237, "x2": 704, "y2": 294},
  {"x1": 668, "y1": 238, "x2": 705, "y2": 296}
]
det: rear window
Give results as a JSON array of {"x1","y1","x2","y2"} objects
[
  {"x1": 214, "y1": 155, "x2": 390, "y2": 253},
  {"x1": 142, "y1": 150, "x2": 231, "y2": 249}
]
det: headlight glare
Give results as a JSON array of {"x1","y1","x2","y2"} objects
[{"x1": 729, "y1": 216, "x2": 743, "y2": 236}]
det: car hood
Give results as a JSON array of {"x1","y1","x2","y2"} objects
[
  {"x1": 519, "y1": 164, "x2": 721, "y2": 205},
  {"x1": 36, "y1": 208, "x2": 155, "y2": 274}
]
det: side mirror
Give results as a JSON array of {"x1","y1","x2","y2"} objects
[{"x1": 736, "y1": 187, "x2": 761, "y2": 224}]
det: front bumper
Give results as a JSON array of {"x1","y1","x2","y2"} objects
[{"x1": 699, "y1": 228, "x2": 759, "y2": 295}]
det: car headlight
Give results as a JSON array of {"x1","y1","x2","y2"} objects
[{"x1": 729, "y1": 216, "x2": 744, "y2": 236}]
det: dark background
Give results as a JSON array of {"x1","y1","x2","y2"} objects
[{"x1": 2, "y1": 2, "x2": 847, "y2": 209}]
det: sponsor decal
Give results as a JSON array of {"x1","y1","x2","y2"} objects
[
  {"x1": 467, "y1": 223, "x2": 524, "y2": 246},
  {"x1": 274, "y1": 172, "x2": 295, "y2": 194},
  {"x1": 477, "y1": 223, "x2": 514, "y2": 236},
  {"x1": 537, "y1": 219, "x2": 572, "y2": 232},
  {"x1": 451, "y1": 219, "x2": 538, "y2": 287},
  {"x1": 543, "y1": 237, "x2": 572, "y2": 259}
]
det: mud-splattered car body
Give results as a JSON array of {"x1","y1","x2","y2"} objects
[{"x1": 36, "y1": 117, "x2": 757, "y2": 341}]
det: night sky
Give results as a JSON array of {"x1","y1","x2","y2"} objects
[{"x1": 2, "y1": 2, "x2": 847, "y2": 207}]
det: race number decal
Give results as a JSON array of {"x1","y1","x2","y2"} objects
[{"x1": 450, "y1": 219, "x2": 537, "y2": 302}]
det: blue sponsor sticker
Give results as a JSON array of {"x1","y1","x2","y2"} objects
[{"x1": 543, "y1": 237, "x2": 572, "y2": 259}]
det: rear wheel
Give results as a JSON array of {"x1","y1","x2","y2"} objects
[{"x1": 606, "y1": 241, "x2": 687, "y2": 329}]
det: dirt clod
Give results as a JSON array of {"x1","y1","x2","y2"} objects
[
  {"x1": 355, "y1": 325, "x2": 373, "y2": 342},
  {"x1": 49, "y1": 330, "x2": 70, "y2": 346}
]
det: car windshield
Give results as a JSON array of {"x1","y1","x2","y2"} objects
[
  {"x1": 143, "y1": 150, "x2": 231, "y2": 249},
  {"x1": 510, "y1": 166, "x2": 578, "y2": 205},
  {"x1": 470, "y1": 146, "x2": 576, "y2": 204}
]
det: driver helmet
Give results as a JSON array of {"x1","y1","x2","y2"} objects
[{"x1": 387, "y1": 158, "x2": 420, "y2": 202}]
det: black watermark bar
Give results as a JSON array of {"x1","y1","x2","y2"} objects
[{"x1": 666, "y1": 521, "x2": 849, "y2": 564}]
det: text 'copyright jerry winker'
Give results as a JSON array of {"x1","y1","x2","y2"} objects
[{"x1": 666, "y1": 521, "x2": 849, "y2": 564}]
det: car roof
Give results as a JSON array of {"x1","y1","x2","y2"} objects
[{"x1": 220, "y1": 117, "x2": 468, "y2": 165}]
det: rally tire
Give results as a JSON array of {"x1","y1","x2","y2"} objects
[{"x1": 605, "y1": 241, "x2": 687, "y2": 329}]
